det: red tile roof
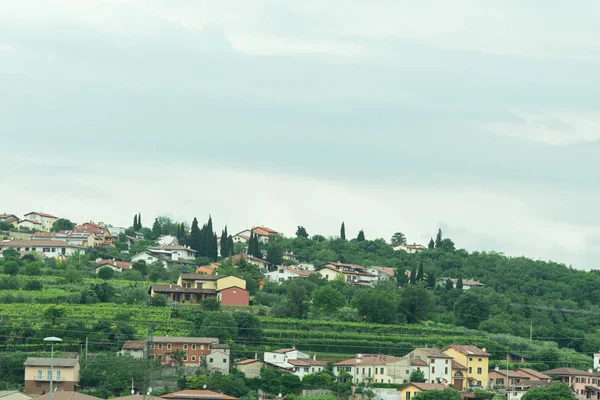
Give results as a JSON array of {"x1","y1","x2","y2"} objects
[
  {"x1": 452, "y1": 360, "x2": 468, "y2": 371},
  {"x1": 543, "y1": 368, "x2": 593, "y2": 376},
  {"x1": 122, "y1": 340, "x2": 145, "y2": 350},
  {"x1": 406, "y1": 383, "x2": 446, "y2": 391},
  {"x1": 235, "y1": 359, "x2": 261, "y2": 365},
  {"x1": 411, "y1": 359, "x2": 429, "y2": 367},
  {"x1": 97, "y1": 259, "x2": 132, "y2": 270},
  {"x1": 443, "y1": 344, "x2": 491, "y2": 357},
  {"x1": 161, "y1": 390, "x2": 238, "y2": 400},
  {"x1": 25, "y1": 212, "x2": 57, "y2": 219}
]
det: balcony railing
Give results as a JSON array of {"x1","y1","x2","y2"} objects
[{"x1": 35, "y1": 376, "x2": 63, "y2": 381}]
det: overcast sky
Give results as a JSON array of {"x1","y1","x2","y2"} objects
[{"x1": 1, "y1": 0, "x2": 599, "y2": 268}]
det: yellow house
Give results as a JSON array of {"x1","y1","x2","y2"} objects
[
  {"x1": 177, "y1": 274, "x2": 246, "y2": 291},
  {"x1": 23, "y1": 357, "x2": 80, "y2": 394},
  {"x1": 399, "y1": 382, "x2": 446, "y2": 400},
  {"x1": 443, "y1": 344, "x2": 490, "y2": 388}
]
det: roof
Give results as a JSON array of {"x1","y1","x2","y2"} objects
[
  {"x1": 405, "y1": 383, "x2": 446, "y2": 391},
  {"x1": 235, "y1": 359, "x2": 262, "y2": 365},
  {"x1": 437, "y1": 278, "x2": 485, "y2": 287},
  {"x1": 122, "y1": 340, "x2": 145, "y2": 350},
  {"x1": 411, "y1": 359, "x2": 429, "y2": 367},
  {"x1": 152, "y1": 336, "x2": 219, "y2": 344},
  {"x1": 273, "y1": 348, "x2": 298, "y2": 354},
  {"x1": 369, "y1": 266, "x2": 395, "y2": 277},
  {"x1": 252, "y1": 226, "x2": 278, "y2": 235},
  {"x1": 151, "y1": 245, "x2": 197, "y2": 253},
  {"x1": 452, "y1": 360, "x2": 468, "y2": 371},
  {"x1": 0, "y1": 391, "x2": 30, "y2": 399},
  {"x1": 276, "y1": 266, "x2": 315, "y2": 277},
  {"x1": 97, "y1": 259, "x2": 132, "y2": 270},
  {"x1": 33, "y1": 393, "x2": 102, "y2": 400},
  {"x1": 543, "y1": 367, "x2": 592, "y2": 376},
  {"x1": 228, "y1": 254, "x2": 269, "y2": 265},
  {"x1": 412, "y1": 348, "x2": 453, "y2": 359},
  {"x1": 150, "y1": 284, "x2": 217, "y2": 295},
  {"x1": 516, "y1": 368, "x2": 552, "y2": 380},
  {"x1": 333, "y1": 354, "x2": 405, "y2": 366},
  {"x1": 24, "y1": 212, "x2": 57, "y2": 219},
  {"x1": 318, "y1": 264, "x2": 376, "y2": 277},
  {"x1": 210, "y1": 344, "x2": 230, "y2": 349},
  {"x1": 112, "y1": 396, "x2": 164, "y2": 400},
  {"x1": 443, "y1": 344, "x2": 491, "y2": 357},
  {"x1": 0, "y1": 240, "x2": 83, "y2": 249},
  {"x1": 19, "y1": 219, "x2": 41, "y2": 225},
  {"x1": 288, "y1": 359, "x2": 326, "y2": 366},
  {"x1": 161, "y1": 390, "x2": 238, "y2": 400},
  {"x1": 24, "y1": 357, "x2": 78, "y2": 367},
  {"x1": 0, "y1": 214, "x2": 18, "y2": 219},
  {"x1": 490, "y1": 369, "x2": 531, "y2": 379},
  {"x1": 180, "y1": 274, "x2": 224, "y2": 281},
  {"x1": 393, "y1": 243, "x2": 427, "y2": 250}
]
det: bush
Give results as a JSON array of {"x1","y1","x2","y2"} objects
[
  {"x1": 23, "y1": 262, "x2": 42, "y2": 276},
  {"x1": 148, "y1": 295, "x2": 167, "y2": 307},
  {"x1": 3, "y1": 262, "x2": 20, "y2": 276},
  {"x1": 200, "y1": 297, "x2": 221, "y2": 311},
  {"x1": 24, "y1": 279, "x2": 43, "y2": 291},
  {"x1": 97, "y1": 267, "x2": 116, "y2": 280}
]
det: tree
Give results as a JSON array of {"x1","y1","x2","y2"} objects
[
  {"x1": 220, "y1": 227, "x2": 231, "y2": 258},
  {"x1": 152, "y1": 218, "x2": 163, "y2": 237},
  {"x1": 200, "y1": 297, "x2": 221, "y2": 311},
  {"x1": 137, "y1": 213, "x2": 142, "y2": 229},
  {"x1": 133, "y1": 214, "x2": 138, "y2": 230},
  {"x1": 171, "y1": 349, "x2": 186, "y2": 367},
  {"x1": 409, "y1": 370, "x2": 426, "y2": 382},
  {"x1": 435, "y1": 229, "x2": 443, "y2": 248},
  {"x1": 97, "y1": 267, "x2": 115, "y2": 280},
  {"x1": 190, "y1": 218, "x2": 201, "y2": 252},
  {"x1": 340, "y1": 222, "x2": 346, "y2": 241},
  {"x1": 428, "y1": 238, "x2": 435, "y2": 249},
  {"x1": 233, "y1": 312, "x2": 263, "y2": 343},
  {"x1": 454, "y1": 291, "x2": 490, "y2": 329},
  {"x1": 51, "y1": 218, "x2": 75, "y2": 232},
  {"x1": 357, "y1": 230, "x2": 365, "y2": 242},
  {"x1": 195, "y1": 312, "x2": 237, "y2": 341},
  {"x1": 416, "y1": 261, "x2": 424, "y2": 281},
  {"x1": 132, "y1": 260, "x2": 148, "y2": 277},
  {"x1": 413, "y1": 389, "x2": 462, "y2": 400},
  {"x1": 248, "y1": 231, "x2": 255, "y2": 257},
  {"x1": 427, "y1": 271, "x2": 436, "y2": 288},
  {"x1": 312, "y1": 285, "x2": 345, "y2": 313},
  {"x1": 3, "y1": 261, "x2": 19, "y2": 276},
  {"x1": 456, "y1": 274, "x2": 463, "y2": 289},
  {"x1": 266, "y1": 239, "x2": 284, "y2": 265},
  {"x1": 521, "y1": 383, "x2": 575, "y2": 400},
  {"x1": 353, "y1": 289, "x2": 397, "y2": 324},
  {"x1": 440, "y1": 238, "x2": 456, "y2": 252},
  {"x1": 296, "y1": 226, "x2": 309, "y2": 239},
  {"x1": 409, "y1": 265, "x2": 417, "y2": 284},
  {"x1": 399, "y1": 285, "x2": 433, "y2": 324},
  {"x1": 445, "y1": 278, "x2": 454, "y2": 290},
  {"x1": 391, "y1": 232, "x2": 407, "y2": 245},
  {"x1": 24, "y1": 262, "x2": 42, "y2": 276}
]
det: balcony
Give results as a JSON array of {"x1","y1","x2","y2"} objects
[{"x1": 34, "y1": 376, "x2": 63, "y2": 381}]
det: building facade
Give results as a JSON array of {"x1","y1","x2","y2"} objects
[{"x1": 23, "y1": 357, "x2": 80, "y2": 394}]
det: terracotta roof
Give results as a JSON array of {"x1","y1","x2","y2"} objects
[
  {"x1": 491, "y1": 369, "x2": 531, "y2": 379},
  {"x1": 0, "y1": 240, "x2": 82, "y2": 249},
  {"x1": 151, "y1": 245, "x2": 197, "y2": 253},
  {"x1": 97, "y1": 259, "x2": 132, "y2": 270},
  {"x1": 180, "y1": 274, "x2": 223, "y2": 281},
  {"x1": 406, "y1": 383, "x2": 446, "y2": 391},
  {"x1": 411, "y1": 359, "x2": 429, "y2": 367},
  {"x1": 20, "y1": 219, "x2": 41, "y2": 225},
  {"x1": 34, "y1": 392, "x2": 102, "y2": 400},
  {"x1": 252, "y1": 226, "x2": 278, "y2": 235},
  {"x1": 113, "y1": 396, "x2": 164, "y2": 400},
  {"x1": 122, "y1": 340, "x2": 145, "y2": 350},
  {"x1": 228, "y1": 254, "x2": 269, "y2": 264},
  {"x1": 516, "y1": 368, "x2": 552, "y2": 380},
  {"x1": 0, "y1": 214, "x2": 18, "y2": 219},
  {"x1": 443, "y1": 344, "x2": 491, "y2": 357},
  {"x1": 273, "y1": 348, "x2": 297, "y2": 354},
  {"x1": 210, "y1": 344, "x2": 230, "y2": 349},
  {"x1": 235, "y1": 359, "x2": 261, "y2": 365},
  {"x1": 280, "y1": 266, "x2": 315, "y2": 277},
  {"x1": 333, "y1": 354, "x2": 405, "y2": 366},
  {"x1": 161, "y1": 390, "x2": 238, "y2": 400},
  {"x1": 452, "y1": 360, "x2": 468, "y2": 371},
  {"x1": 369, "y1": 266, "x2": 395, "y2": 277},
  {"x1": 24, "y1": 212, "x2": 57, "y2": 219},
  {"x1": 150, "y1": 284, "x2": 216, "y2": 295},
  {"x1": 412, "y1": 348, "x2": 452, "y2": 359},
  {"x1": 153, "y1": 336, "x2": 218, "y2": 344},
  {"x1": 543, "y1": 367, "x2": 593, "y2": 376},
  {"x1": 24, "y1": 357, "x2": 78, "y2": 367},
  {"x1": 288, "y1": 359, "x2": 326, "y2": 366}
]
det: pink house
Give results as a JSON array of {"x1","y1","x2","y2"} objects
[{"x1": 543, "y1": 368, "x2": 599, "y2": 399}]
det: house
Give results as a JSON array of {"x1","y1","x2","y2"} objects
[
  {"x1": 503, "y1": 380, "x2": 557, "y2": 400},
  {"x1": 149, "y1": 245, "x2": 196, "y2": 260},
  {"x1": 232, "y1": 230, "x2": 251, "y2": 244},
  {"x1": 288, "y1": 358, "x2": 326, "y2": 379},
  {"x1": 542, "y1": 368, "x2": 599, "y2": 400},
  {"x1": 107, "y1": 226, "x2": 126, "y2": 238},
  {"x1": 23, "y1": 357, "x2": 80, "y2": 394},
  {"x1": 283, "y1": 251, "x2": 298, "y2": 262},
  {"x1": 234, "y1": 359, "x2": 263, "y2": 378},
  {"x1": 332, "y1": 354, "x2": 413, "y2": 384},
  {"x1": 196, "y1": 264, "x2": 219, "y2": 275},
  {"x1": 157, "y1": 235, "x2": 179, "y2": 246},
  {"x1": 366, "y1": 266, "x2": 395, "y2": 281},
  {"x1": 317, "y1": 263, "x2": 378, "y2": 286},
  {"x1": 18, "y1": 220, "x2": 42, "y2": 231},
  {"x1": 23, "y1": 212, "x2": 58, "y2": 231},
  {"x1": 206, "y1": 344, "x2": 231, "y2": 375},
  {"x1": 119, "y1": 340, "x2": 146, "y2": 359},
  {"x1": 33, "y1": 231, "x2": 100, "y2": 247},
  {"x1": 507, "y1": 352, "x2": 532, "y2": 364},
  {"x1": 95, "y1": 259, "x2": 132, "y2": 273},
  {"x1": 435, "y1": 278, "x2": 485, "y2": 290},
  {"x1": 227, "y1": 254, "x2": 270, "y2": 271},
  {"x1": 399, "y1": 383, "x2": 446, "y2": 400},
  {"x1": 150, "y1": 336, "x2": 219, "y2": 366},
  {"x1": 595, "y1": 352, "x2": 600, "y2": 371},
  {"x1": 233, "y1": 227, "x2": 279, "y2": 245},
  {"x1": 451, "y1": 360, "x2": 468, "y2": 391},
  {"x1": 514, "y1": 368, "x2": 551, "y2": 382},
  {"x1": 264, "y1": 265, "x2": 315, "y2": 283},
  {"x1": 0, "y1": 214, "x2": 19, "y2": 228},
  {"x1": 150, "y1": 274, "x2": 249, "y2": 306},
  {"x1": 392, "y1": 243, "x2": 427, "y2": 253},
  {"x1": 488, "y1": 368, "x2": 531, "y2": 388},
  {"x1": 442, "y1": 344, "x2": 491, "y2": 388},
  {"x1": 0, "y1": 240, "x2": 85, "y2": 258},
  {"x1": 75, "y1": 222, "x2": 114, "y2": 245},
  {"x1": 132, "y1": 249, "x2": 197, "y2": 269},
  {"x1": 0, "y1": 391, "x2": 31, "y2": 400},
  {"x1": 264, "y1": 346, "x2": 310, "y2": 369},
  {"x1": 407, "y1": 348, "x2": 453, "y2": 385},
  {"x1": 33, "y1": 393, "x2": 102, "y2": 400},
  {"x1": 161, "y1": 390, "x2": 238, "y2": 400}
]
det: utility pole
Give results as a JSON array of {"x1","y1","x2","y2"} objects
[
  {"x1": 530, "y1": 319, "x2": 533, "y2": 340},
  {"x1": 85, "y1": 337, "x2": 88, "y2": 359}
]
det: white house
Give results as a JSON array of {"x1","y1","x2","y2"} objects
[
  {"x1": 264, "y1": 266, "x2": 314, "y2": 283},
  {"x1": 367, "y1": 266, "x2": 395, "y2": 281},
  {"x1": 392, "y1": 243, "x2": 427, "y2": 253},
  {"x1": 22, "y1": 212, "x2": 58, "y2": 232},
  {"x1": 333, "y1": 354, "x2": 413, "y2": 385},
  {"x1": 317, "y1": 263, "x2": 378, "y2": 286},
  {"x1": 17, "y1": 220, "x2": 42, "y2": 231},
  {"x1": 233, "y1": 229, "x2": 251, "y2": 244},
  {"x1": 0, "y1": 240, "x2": 85, "y2": 258},
  {"x1": 233, "y1": 227, "x2": 279, "y2": 245},
  {"x1": 157, "y1": 235, "x2": 179, "y2": 246},
  {"x1": 108, "y1": 227, "x2": 126, "y2": 237},
  {"x1": 207, "y1": 344, "x2": 230, "y2": 375},
  {"x1": 149, "y1": 245, "x2": 196, "y2": 260},
  {"x1": 288, "y1": 358, "x2": 326, "y2": 379},
  {"x1": 264, "y1": 347, "x2": 310, "y2": 369},
  {"x1": 131, "y1": 250, "x2": 196, "y2": 269},
  {"x1": 407, "y1": 348, "x2": 453, "y2": 385},
  {"x1": 96, "y1": 259, "x2": 132, "y2": 273},
  {"x1": 594, "y1": 352, "x2": 600, "y2": 371},
  {"x1": 227, "y1": 254, "x2": 271, "y2": 271},
  {"x1": 435, "y1": 278, "x2": 485, "y2": 290},
  {"x1": 119, "y1": 340, "x2": 146, "y2": 359}
]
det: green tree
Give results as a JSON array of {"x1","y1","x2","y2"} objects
[
  {"x1": 427, "y1": 271, "x2": 436, "y2": 288},
  {"x1": 190, "y1": 217, "x2": 201, "y2": 252},
  {"x1": 456, "y1": 274, "x2": 463, "y2": 289},
  {"x1": 200, "y1": 297, "x2": 221, "y2": 311},
  {"x1": 445, "y1": 278, "x2": 454, "y2": 290},
  {"x1": 435, "y1": 229, "x2": 443, "y2": 248},
  {"x1": 148, "y1": 294, "x2": 167, "y2": 306},
  {"x1": 416, "y1": 261, "x2": 424, "y2": 281},
  {"x1": 50, "y1": 218, "x2": 75, "y2": 232},
  {"x1": 521, "y1": 383, "x2": 575, "y2": 400},
  {"x1": 220, "y1": 226, "x2": 231, "y2": 258},
  {"x1": 340, "y1": 222, "x2": 346, "y2": 241},
  {"x1": 267, "y1": 239, "x2": 284, "y2": 265},
  {"x1": 296, "y1": 226, "x2": 309, "y2": 239},
  {"x1": 399, "y1": 285, "x2": 433, "y2": 324},
  {"x1": 454, "y1": 291, "x2": 490, "y2": 329},
  {"x1": 233, "y1": 312, "x2": 263, "y2": 343},
  {"x1": 391, "y1": 232, "x2": 407, "y2": 245},
  {"x1": 43, "y1": 305, "x2": 66, "y2": 325},
  {"x1": 409, "y1": 265, "x2": 417, "y2": 284},
  {"x1": 353, "y1": 289, "x2": 397, "y2": 324},
  {"x1": 195, "y1": 312, "x2": 237, "y2": 341},
  {"x1": 133, "y1": 214, "x2": 138, "y2": 230},
  {"x1": 3, "y1": 261, "x2": 19, "y2": 275},
  {"x1": 357, "y1": 230, "x2": 365, "y2": 242},
  {"x1": 409, "y1": 370, "x2": 426, "y2": 382},
  {"x1": 97, "y1": 267, "x2": 115, "y2": 280},
  {"x1": 440, "y1": 238, "x2": 456, "y2": 252},
  {"x1": 428, "y1": 238, "x2": 435, "y2": 249},
  {"x1": 413, "y1": 388, "x2": 462, "y2": 400},
  {"x1": 311, "y1": 285, "x2": 345, "y2": 313},
  {"x1": 132, "y1": 260, "x2": 148, "y2": 276}
]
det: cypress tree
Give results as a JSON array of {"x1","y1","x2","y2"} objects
[
  {"x1": 435, "y1": 229, "x2": 443, "y2": 248},
  {"x1": 248, "y1": 231, "x2": 255, "y2": 256},
  {"x1": 427, "y1": 271, "x2": 436, "y2": 288},
  {"x1": 210, "y1": 232, "x2": 218, "y2": 261},
  {"x1": 428, "y1": 238, "x2": 435, "y2": 249},
  {"x1": 190, "y1": 218, "x2": 201, "y2": 252},
  {"x1": 133, "y1": 214, "x2": 137, "y2": 230},
  {"x1": 137, "y1": 213, "x2": 142, "y2": 229},
  {"x1": 456, "y1": 274, "x2": 464, "y2": 290},
  {"x1": 409, "y1": 266, "x2": 416, "y2": 284},
  {"x1": 416, "y1": 261, "x2": 424, "y2": 281},
  {"x1": 357, "y1": 230, "x2": 365, "y2": 242},
  {"x1": 340, "y1": 222, "x2": 346, "y2": 241},
  {"x1": 227, "y1": 235, "x2": 234, "y2": 256},
  {"x1": 445, "y1": 278, "x2": 454, "y2": 290},
  {"x1": 220, "y1": 227, "x2": 229, "y2": 258}
]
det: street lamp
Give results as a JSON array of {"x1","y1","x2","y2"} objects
[{"x1": 44, "y1": 337, "x2": 62, "y2": 400}]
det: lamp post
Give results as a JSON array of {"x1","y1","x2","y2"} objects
[{"x1": 44, "y1": 337, "x2": 62, "y2": 400}]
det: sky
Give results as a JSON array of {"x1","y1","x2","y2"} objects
[{"x1": 1, "y1": 0, "x2": 599, "y2": 268}]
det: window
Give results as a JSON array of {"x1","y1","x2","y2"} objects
[
  {"x1": 469, "y1": 358, "x2": 473, "y2": 362},
  {"x1": 150, "y1": 355, "x2": 155, "y2": 360},
  {"x1": 210, "y1": 358, "x2": 214, "y2": 362},
  {"x1": 445, "y1": 360, "x2": 448, "y2": 364},
  {"x1": 223, "y1": 359, "x2": 227, "y2": 363},
  {"x1": 37, "y1": 370, "x2": 42, "y2": 380},
  {"x1": 158, "y1": 355, "x2": 163, "y2": 361},
  {"x1": 381, "y1": 368, "x2": 385, "y2": 374},
  {"x1": 167, "y1": 344, "x2": 172, "y2": 350},
  {"x1": 184, "y1": 344, "x2": 188, "y2": 350},
  {"x1": 47, "y1": 370, "x2": 52, "y2": 380},
  {"x1": 477, "y1": 381, "x2": 481, "y2": 386},
  {"x1": 51, "y1": 248, "x2": 56, "y2": 252},
  {"x1": 406, "y1": 393, "x2": 410, "y2": 400},
  {"x1": 43, "y1": 248, "x2": 50, "y2": 252},
  {"x1": 445, "y1": 367, "x2": 448, "y2": 374},
  {"x1": 158, "y1": 344, "x2": 163, "y2": 349},
  {"x1": 432, "y1": 367, "x2": 435, "y2": 374},
  {"x1": 192, "y1": 356, "x2": 196, "y2": 361},
  {"x1": 478, "y1": 358, "x2": 482, "y2": 362},
  {"x1": 477, "y1": 367, "x2": 482, "y2": 374},
  {"x1": 192, "y1": 344, "x2": 196, "y2": 350},
  {"x1": 184, "y1": 355, "x2": 188, "y2": 361},
  {"x1": 497, "y1": 378, "x2": 504, "y2": 385},
  {"x1": 56, "y1": 371, "x2": 61, "y2": 380},
  {"x1": 468, "y1": 367, "x2": 472, "y2": 373}
]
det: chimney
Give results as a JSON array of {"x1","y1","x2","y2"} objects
[
  {"x1": 313, "y1": 354, "x2": 316, "y2": 361},
  {"x1": 292, "y1": 344, "x2": 296, "y2": 349},
  {"x1": 255, "y1": 353, "x2": 258, "y2": 360},
  {"x1": 482, "y1": 348, "x2": 487, "y2": 353},
  {"x1": 356, "y1": 354, "x2": 363, "y2": 364},
  {"x1": 495, "y1": 366, "x2": 499, "y2": 371}
]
